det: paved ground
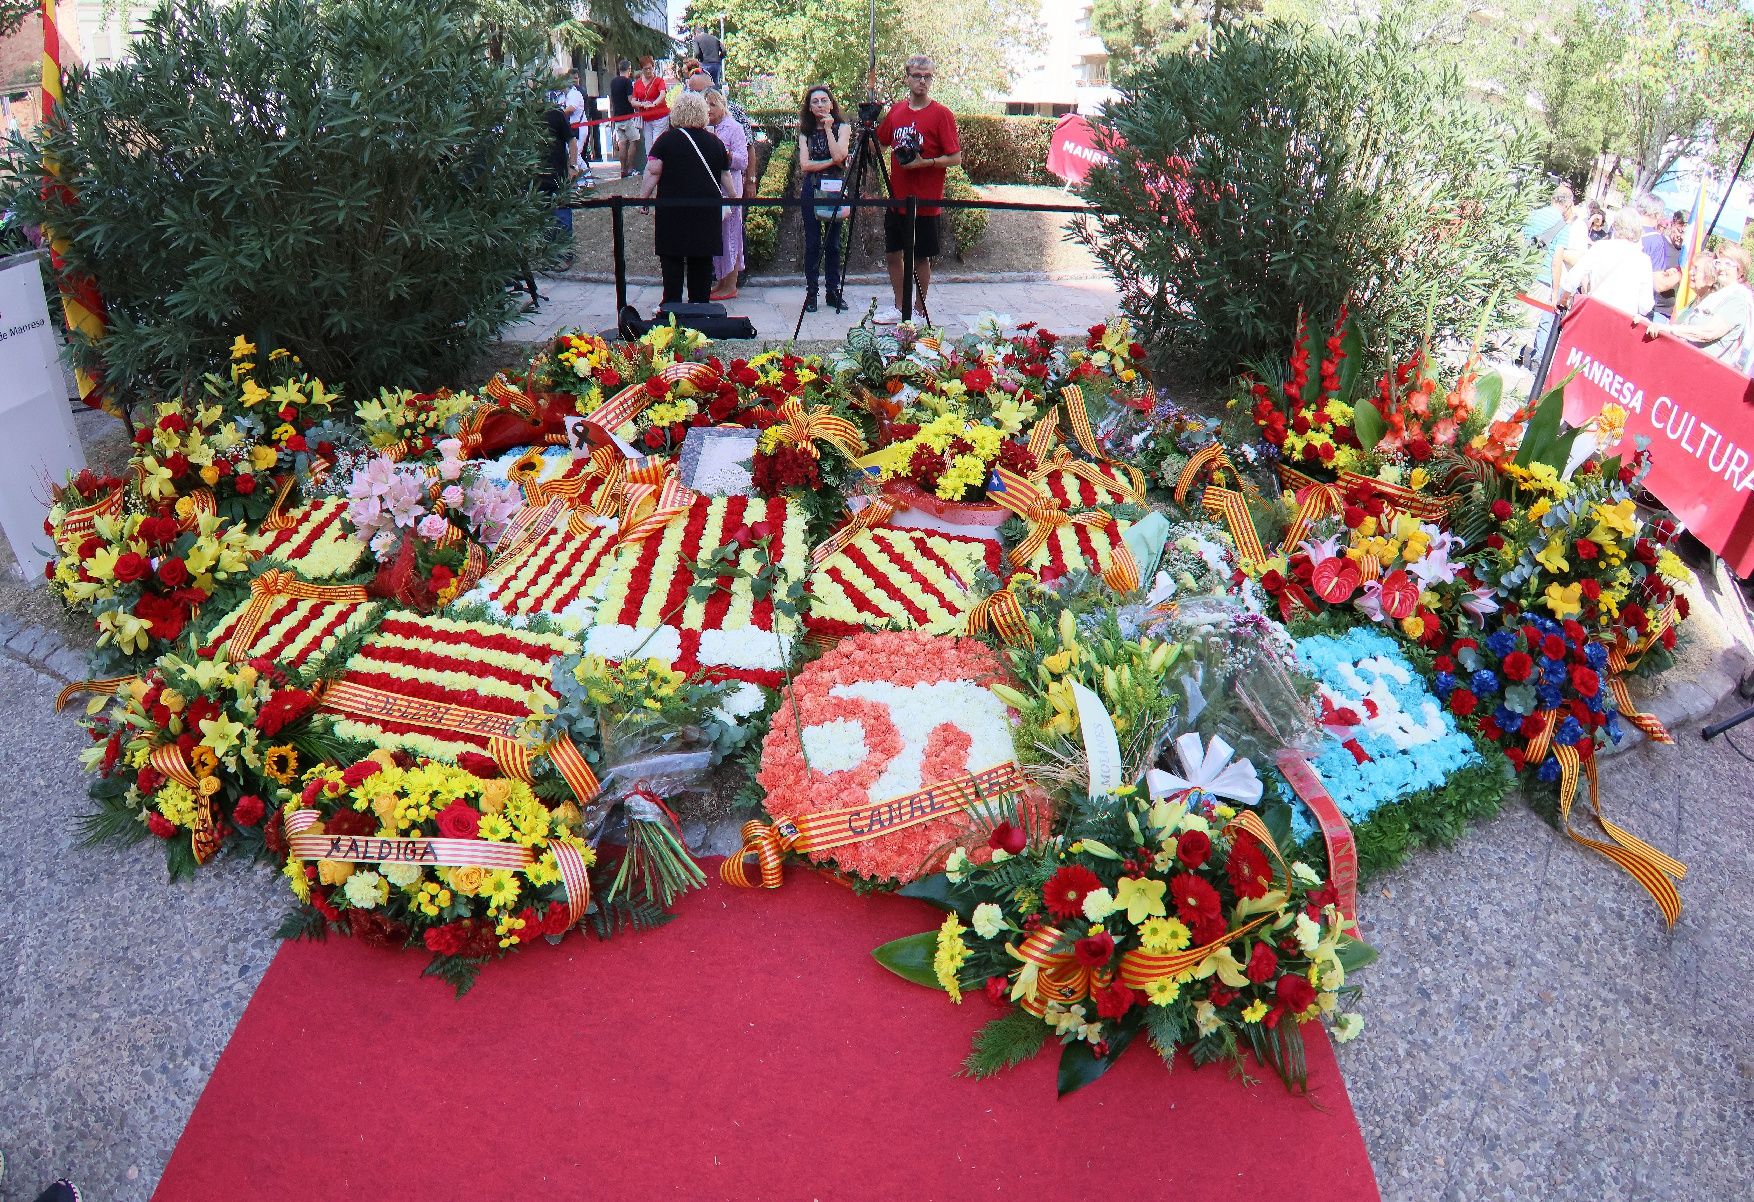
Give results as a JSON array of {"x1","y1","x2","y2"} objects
[{"x1": 502, "y1": 276, "x2": 1124, "y2": 344}]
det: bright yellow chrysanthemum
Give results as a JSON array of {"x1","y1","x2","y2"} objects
[{"x1": 933, "y1": 912, "x2": 970, "y2": 1003}]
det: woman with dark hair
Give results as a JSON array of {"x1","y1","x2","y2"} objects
[
  {"x1": 640, "y1": 91, "x2": 732, "y2": 306},
  {"x1": 797, "y1": 84, "x2": 851, "y2": 313}
]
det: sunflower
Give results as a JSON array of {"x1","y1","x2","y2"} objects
[
  {"x1": 189, "y1": 745, "x2": 219, "y2": 778},
  {"x1": 264, "y1": 744, "x2": 298, "y2": 784}
]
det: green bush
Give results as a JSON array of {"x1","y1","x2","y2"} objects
[
  {"x1": 956, "y1": 115, "x2": 1056, "y2": 185},
  {"x1": 1, "y1": 0, "x2": 552, "y2": 402},
  {"x1": 1078, "y1": 19, "x2": 1540, "y2": 382},
  {"x1": 945, "y1": 167, "x2": 987, "y2": 260},
  {"x1": 744, "y1": 138, "x2": 794, "y2": 270}
]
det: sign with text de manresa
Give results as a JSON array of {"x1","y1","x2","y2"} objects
[
  {"x1": 0, "y1": 252, "x2": 85, "y2": 579},
  {"x1": 1046, "y1": 114, "x2": 1110, "y2": 186},
  {"x1": 1552, "y1": 296, "x2": 1754, "y2": 577}
]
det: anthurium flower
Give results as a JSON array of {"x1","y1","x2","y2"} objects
[{"x1": 1115, "y1": 874, "x2": 1168, "y2": 924}]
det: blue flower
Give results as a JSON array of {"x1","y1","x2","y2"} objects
[
  {"x1": 1537, "y1": 684, "x2": 1563, "y2": 709},
  {"x1": 1486, "y1": 629, "x2": 1518, "y2": 658},
  {"x1": 1537, "y1": 755, "x2": 1561, "y2": 782},
  {"x1": 1605, "y1": 712, "x2": 1623, "y2": 742},
  {"x1": 1534, "y1": 617, "x2": 1561, "y2": 636},
  {"x1": 1434, "y1": 671, "x2": 1456, "y2": 695},
  {"x1": 1540, "y1": 659, "x2": 1567, "y2": 684},
  {"x1": 1557, "y1": 716, "x2": 1585, "y2": 746},
  {"x1": 1470, "y1": 669, "x2": 1499, "y2": 696},
  {"x1": 1585, "y1": 642, "x2": 1608, "y2": 669},
  {"x1": 1493, "y1": 704, "x2": 1520, "y2": 730}
]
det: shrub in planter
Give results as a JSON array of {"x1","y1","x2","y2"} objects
[
  {"x1": 744, "y1": 139, "x2": 795, "y2": 271},
  {"x1": 2, "y1": 0, "x2": 552, "y2": 405},
  {"x1": 956, "y1": 115, "x2": 1056, "y2": 185},
  {"x1": 1077, "y1": 18, "x2": 1538, "y2": 383},
  {"x1": 945, "y1": 168, "x2": 987, "y2": 260}
]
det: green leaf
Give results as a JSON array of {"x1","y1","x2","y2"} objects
[
  {"x1": 872, "y1": 931, "x2": 945, "y2": 990},
  {"x1": 896, "y1": 873, "x2": 961, "y2": 913},
  {"x1": 1472, "y1": 371, "x2": 1504, "y2": 424},
  {"x1": 1334, "y1": 319, "x2": 1366, "y2": 406},
  {"x1": 1057, "y1": 1023, "x2": 1137, "y2": 1096},
  {"x1": 1353, "y1": 398, "x2": 1386, "y2": 452},
  {"x1": 1513, "y1": 371, "x2": 1578, "y2": 469},
  {"x1": 1334, "y1": 936, "x2": 1379, "y2": 974}
]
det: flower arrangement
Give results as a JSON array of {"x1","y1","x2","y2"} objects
[
  {"x1": 77, "y1": 646, "x2": 321, "y2": 877},
  {"x1": 353, "y1": 387, "x2": 482, "y2": 456},
  {"x1": 874, "y1": 749, "x2": 1371, "y2": 1094},
  {"x1": 279, "y1": 755, "x2": 594, "y2": 995},
  {"x1": 751, "y1": 630, "x2": 1040, "y2": 884},
  {"x1": 343, "y1": 440, "x2": 522, "y2": 611},
  {"x1": 875, "y1": 413, "x2": 1036, "y2": 503},
  {"x1": 1258, "y1": 503, "x2": 1460, "y2": 640},
  {"x1": 532, "y1": 323, "x2": 710, "y2": 409}
]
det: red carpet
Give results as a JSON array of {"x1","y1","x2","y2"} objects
[{"x1": 156, "y1": 873, "x2": 1379, "y2": 1201}]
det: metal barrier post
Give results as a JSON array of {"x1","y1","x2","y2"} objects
[
  {"x1": 611, "y1": 195, "x2": 628, "y2": 316},
  {"x1": 901, "y1": 195, "x2": 918, "y2": 323}
]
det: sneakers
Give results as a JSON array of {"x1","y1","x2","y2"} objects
[{"x1": 873, "y1": 306, "x2": 902, "y2": 325}]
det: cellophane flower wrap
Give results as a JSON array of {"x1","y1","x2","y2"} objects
[{"x1": 78, "y1": 646, "x2": 319, "y2": 876}]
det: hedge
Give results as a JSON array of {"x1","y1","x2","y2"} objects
[
  {"x1": 746, "y1": 111, "x2": 1056, "y2": 186},
  {"x1": 745, "y1": 141, "x2": 793, "y2": 270},
  {"x1": 944, "y1": 167, "x2": 986, "y2": 260}
]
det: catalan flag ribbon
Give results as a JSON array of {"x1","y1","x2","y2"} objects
[{"x1": 39, "y1": 0, "x2": 110, "y2": 410}]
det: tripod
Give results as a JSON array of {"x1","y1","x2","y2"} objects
[{"x1": 791, "y1": 98, "x2": 933, "y2": 340}]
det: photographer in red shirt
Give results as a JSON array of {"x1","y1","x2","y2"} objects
[{"x1": 875, "y1": 55, "x2": 960, "y2": 323}]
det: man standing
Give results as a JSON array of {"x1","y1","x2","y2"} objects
[
  {"x1": 608, "y1": 59, "x2": 638, "y2": 180},
  {"x1": 561, "y1": 69, "x2": 593, "y2": 184},
  {"x1": 1634, "y1": 193, "x2": 1682, "y2": 323},
  {"x1": 1559, "y1": 210, "x2": 1655, "y2": 319},
  {"x1": 1521, "y1": 185, "x2": 1579, "y2": 367},
  {"x1": 689, "y1": 25, "x2": 726, "y2": 87},
  {"x1": 874, "y1": 55, "x2": 961, "y2": 325}
]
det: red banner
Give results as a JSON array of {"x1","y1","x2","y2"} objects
[
  {"x1": 1045, "y1": 114, "x2": 1110, "y2": 185},
  {"x1": 1548, "y1": 297, "x2": 1754, "y2": 576}
]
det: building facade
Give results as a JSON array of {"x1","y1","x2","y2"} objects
[{"x1": 1000, "y1": 0, "x2": 1114, "y2": 117}]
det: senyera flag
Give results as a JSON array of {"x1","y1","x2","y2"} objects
[
  {"x1": 1548, "y1": 296, "x2": 1754, "y2": 576},
  {"x1": 39, "y1": 0, "x2": 109, "y2": 410},
  {"x1": 1045, "y1": 114, "x2": 1204, "y2": 234},
  {"x1": 1046, "y1": 114, "x2": 1111, "y2": 185}
]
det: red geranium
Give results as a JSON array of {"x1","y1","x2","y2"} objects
[
  {"x1": 1177, "y1": 829, "x2": 1211, "y2": 868},
  {"x1": 325, "y1": 809, "x2": 376, "y2": 838},
  {"x1": 1043, "y1": 864, "x2": 1102, "y2": 920}
]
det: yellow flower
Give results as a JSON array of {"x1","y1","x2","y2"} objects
[
  {"x1": 1534, "y1": 536, "x2": 1570, "y2": 575},
  {"x1": 1408, "y1": 467, "x2": 1429, "y2": 490},
  {"x1": 230, "y1": 335, "x2": 257, "y2": 360},
  {"x1": 284, "y1": 855, "x2": 310, "y2": 901},
  {"x1": 480, "y1": 869, "x2": 521, "y2": 911},
  {"x1": 447, "y1": 864, "x2": 486, "y2": 896},
  {"x1": 199, "y1": 465, "x2": 221, "y2": 486},
  {"x1": 249, "y1": 443, "x2": 279, "y2": 471},
  {"x1": 198, "y1": 713, "x2": 246, "y2": 757},
  {"x1": 1592, "y1": 499, "x2": 1638, "y2": 540},
  {"x1": 1542, "y1": 581, "x2": 1584, "y2": 619},
  {"x1": 1138, "y1": 915, "x2": 1191, "y2": 953},
  {"x1": 1594, "y1": 403, "x2": 1627, "y2": 447},
  {"x1": 1142, "y1": 976, "x2": 1183, "y2": 1006},
  {"x1": 1114, "y1": 875, "x2": 1167, "y2": 924},
  {"x1": 240, "y1": 379, "x2": 270, "y2": 407},
  {"x1": 264, "y1": 744, "x2": 298, "y2": 784},
  {"x1": 1528, "y1": 498, "x2": 1552, "y2": 522},
  {"x1": 478, "y1": 813, "x2": 513, "y2": 842},
  {"x1": 317, "y1": 859, "x2": 354, "y2": 886},
  {"x1": 1241, "y1": 999, "x2": 1270, "y2": 1023},
  {"x1": 932, "y1": 912, "x2": 970, "y2": 1003},
  {"x1": 1400, "y1": 614, "x2": 1426, "y2": 640}
]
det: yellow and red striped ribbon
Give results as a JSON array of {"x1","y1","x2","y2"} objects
[
  {"x1": 614, "y1": 470, "x2": 695, "y2": 549},
  {"x1": 809, "y1": 499, "x2": 897, "y2": 566},
  {"x1": 722, "y1": 762, "x2": 1026, "y2": 889},
  {"x1": 1173, "y1": 442, "x2": 1243, "y2": 505},
  {"x1": 1279, "y1": 479, "x2": 1347, "y2": 557},
  {"x1": 985, "y1": 466, "x2": 1129, "y2": 586},
  {"x1": 961, "y1": 573, "x2": 1034, "y2": 646},
  {"x1": 1056, "y1": 385, "x2": 1103, "y2": 459},
  {"x1": 56, "y1": 485, "x2": 125, "y2": 541},
  {"x1": 1605, "y1": 603, "x2": 1677, "y2": 745},
  {"x1": 259, "y1": 476, "x2": 300, "y2": 532},
  {"x1": 585, "y1": 361, "x2": 718, "y2": 440},
  {"x1": 484, "y1": 373, "x2": 544, "y2": 422},
  {"x1": 1200, "y1": 486, "x2": 1269, "y2": 569},
  {"x1": 488, "y1": 732, "x2": 603, "y2": 805},
  {"x1": 1029, "y1": 445, "x2": 1146, "y2": 506},
  {"x1": 39, "y1": 0, "x2": 108, "y2": 410},
  {"x1": 145, "y1": 742, "x2": 223, "y2": 864},
  {"x1": 225, "y1": 569, "x2": 369, "y2": 661},
  {"x1": 776, "y1": 397, "x2": 866, "y2": 460},
  {"x1": 54, "y1": 674, "x2": 134, "y2": 712}
]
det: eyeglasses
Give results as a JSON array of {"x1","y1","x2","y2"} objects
[{"x1": 908, "y1": 72, "x2": 934, "y2": 80}]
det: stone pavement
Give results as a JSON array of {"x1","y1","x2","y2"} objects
[
  {"x1": 501, "y1": 276, "x2": 1124, "y2": 345},
  {"x1": 3, "y1": 627, "x2": 1751, "y2": 1200}
]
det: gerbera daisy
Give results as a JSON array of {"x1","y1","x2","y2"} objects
[
  {"x1": 264, "y1": 744, "x2": 298, "y2": 784},
  {"x1": 1043, "y1": 864, "x2": 1102, "y2": 921}
]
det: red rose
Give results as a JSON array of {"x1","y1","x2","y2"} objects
[
  {"x1": 156, "y1": 557, "x2": 190, "y2": 588},
  {"x1": 132, "y1": 592, "x2": 188, "y2": 641},
  {"x1": 147, "y1": 811, "x2": 177, "y2": 839},
  {"x1": 988, "y1": 821, "x2": 1026, "y2": 855},
  {"x1": 1259, "y1": 569, "x2": 1286, "y2": 594},
  {"x1": 341, "y1": 759, "x2": 382, "y2": 786},
  {"x1": 232, "y1": 794, "x2": 266, "y2": 827},
  {"x1": 1449, "y1": 687, "x2": 1478, "y2": 717},
  {"x1": 1246, "y1": 940, "x2": 1279, "y2": 983},
  {"x1": 113, "y1": 552, "x2": 151, "y2": 583},
  {"x1": 1574, "y1": 538, "x2": 1599, "y2": 561},
  {"x1": 235, "y1": 473, "x2": 257, "y2": 495},
  {"x1": 1093, "y1": 982, "x2": 1136, "y2": 1019},
  {"x1": 1502, "y1": 651, "x2": 1534, "y2": 682},
  {"x1": 1043, "y1": 864, "x2": 1102, "y2": 921},
  {"x1": 1491, "y1": 500, "x2": 1513, "y2": 521},
  {"x1": 1275, "y1": 973, "x2": 1317, "y2": 1013},
  {"x1": 138, "y1": 515, "x2": 180, "y2": 545},
  {"x1": 1177, "y1": 829, "x2": 1211, "y2": 868},
  {"x1": 436, "y1": 801, "x2": 481, "y2": 840},
  {"x1": 455, "y1": 751, "x2": 502, "y2": 779},
  {"x1": 1074, "y1": 930, "x2": 1116, "y2": 967}
]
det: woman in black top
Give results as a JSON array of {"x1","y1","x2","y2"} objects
[
  {"x1": 640, "y1": 91, "x2": 732, "y2": 306},
  {"x1": 797, "y1": 85, "x2": 851, "y2": 313}
]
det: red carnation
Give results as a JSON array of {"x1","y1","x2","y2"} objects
[
  {"x1": 232, "y1": 794, "x2": 266, "y2": 827},
  {"x1": 235, "y1": 473, "x2": 257, "y2": 495},
  {"x1": 1502, "y1": 651, "x2": 1534, "y2": 683},
  {"x1": 436, "y1": 801, "x2": 481, "y2": 840},
  {"x1": 455, "y1": 751, "x2": 502, "y2": 779},
  {"x1": 132, "y1": 592, "x2": 189, "y2": 641},
  {"x1": 1574, "y1": 538, "x2": 1599, "y2": 561},
  {"x1": 1491, "y1": 500, "x2": 1512, "y2": 521},
  {"x1": 643, "y1": 376, "x2": 670, "y2": 398},
  {"x1": 1541, "y1": 634, "x2": 1566, "y2": 660},
  {"x1": 988, "y1": 821, "x2": 1027, "y2": 855},
  {"x1": 1449, "y1": 687, "x2": 1478, "y2": 717},
  {"x1": 147, "y1": 811, "x2": 177, "y2": 838},
  {"x1": 1568, "y1": 665, "x2": 1600, "y2": 696},
  {"x1": 961, "y1": 367, "x2": 995, "y2": 393},
  {"x1": 1485, "y1": 533, "x2": 1504, "y2": 550},
  {"x1": 1093, "y1": 982, "x2": 1136, "y2": 1019},
  {"x1": 1227, "y1": 834, "x2": 1272, "y2": 899},
  {"x1": 1043, "y1": 864, "x2": 1102, "y2": 921},
  {"x1": 984, "y1": 975, "x2": 1010, "y2": 1006},
  {"x1": 1074, "y1": 930, "x2": 1116, "y2": 968},
  {"x1": 341, "y1": 759, "x2": 382, "y2": 787},
  {"x1": 423, "y1": 921, "x2": 471, "y2": 958},
  {"x1": 1276, "y1": 973, "x2": 1317, "y2": 1013},
  {"x1": 1170, "y1": 872, "x2": 1222, "y2": 925},
  {"x1": 326, "y1": 809, "x2": 376, "y2": 838},
  {"x1": 1246, "y1": 940, "x2": 1279, "y2": 983},
  {"x1": 1177, "y1": 829, "x2": 1211, "y2": 868},
  {"x1": 113, "y1": 552, "x2": 151, "y2": 583}
]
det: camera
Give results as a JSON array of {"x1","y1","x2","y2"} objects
[
  {"x1": 857, "y1": 99, "x2": 883, "y2": 124},
  {"x1": 891, "y1": 126, "x2": 923, "y2": 166}
]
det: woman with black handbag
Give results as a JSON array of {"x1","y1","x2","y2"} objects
[
  {"x1": 640, "y1": 92, "x2": 733, "y2": 307},
  {"x1": 797, "y1": 85, "x2": 851, "y2": 313}
]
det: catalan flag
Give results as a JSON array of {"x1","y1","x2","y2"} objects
[{"x1": 1674, "y1": 180, "x2": 1710, "y2": 314}]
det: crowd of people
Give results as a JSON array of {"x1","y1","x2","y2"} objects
[
  {"x1": 536, "y1": 34, "x2": 965, "y2": 323},
  {"x1": 1525, "y1": 183, "x2": 1753, "y2": 371}
]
